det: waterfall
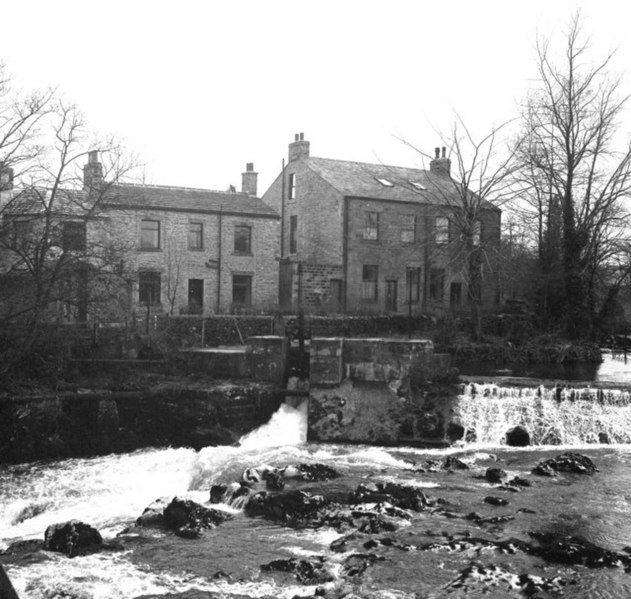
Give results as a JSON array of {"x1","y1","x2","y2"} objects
[{"x1": 455, "y1": 383, "x2": 631, "y2": 445}]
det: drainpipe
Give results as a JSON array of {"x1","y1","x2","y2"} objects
[
  {"x1": 280, "y1": 158, "x2": 286, "y2": 257},
  {"x1": 217, "y1": 206, "x2": 223, "y2": 313},
  {"x1": 342, "y1": 196, "x2": 349, "y2": 313}
]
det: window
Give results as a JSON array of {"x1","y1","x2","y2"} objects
[
  {"x1": 288, "y1": 173, "x2": 296, "y2": 200},
  {"x1": 138, "y1": 271, "x2": 161, "y2": 306},
  {"x1": 361, "y1": 265, "x2": 378, "y2": 301},
  {"x1": 63, "y1": 221, "x2": 86, "y2": 252},
  {"x1": 406, "y1": 267, "x2": 421, "y2": 303},
  {"x1": 232, "y1": 274, "x2": 252, "y2": 307},
  {"x1": 289, "y1": 215, "x2": 297, "y2": 254},
  {"x1": 234, "y1": 225, "x2": 252, "y2": 254},
  {"x1": 11, "y1": 219, "x2": 32, "y2": 245},
  {"x1": 401, "y1": 216, "x2": 416, "y2": 243},
  {"x1": 435, "y1": 216, "x2": 449, "y2": 244},
  {"x1": 472, "y1": 220, "x2": 482, "y2": 246},
  {"x1": 140, "y1": 219, "x2": 160, "y2": 249},
  {"x1": 375, "y1": 177, "x2": 393, "y2": 187},
  {"x1": 429, "y1": 268, "x2": 445, "y2": 301},
  {"x1": 363, "y1": 211, "x2": 379, "y2": 241},
  {"x1": 410, "y1": 181, "x2": 426, "y2": 191},
  {"x1": 188, "y1": 222, "x2": 203, "y2": 250}
]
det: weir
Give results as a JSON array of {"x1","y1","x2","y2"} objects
[{"x1": 456, "y1": 382, "x2": 631, "y2": 445}]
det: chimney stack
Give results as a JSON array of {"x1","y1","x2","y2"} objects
[
  {"x1": 430, "y1": 146, "x2": 451, "y2": 177},
  {"x1": 241, "y1": 162, "x2": 258, "y2": 196},
  {"x1": 0, "y1": 164, "x2": 14, "y2": 192},
  {"x1": 83, "y1": 150, "x2": 103, "y2": 192},
  {"x1": 288, "y1": 132, "x2": 310, "y2": 162}
]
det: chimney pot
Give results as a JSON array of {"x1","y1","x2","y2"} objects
[
  {"x1": 430, "y1": 145, "x2": 451, "y2": 177},
  {"x1": 241, "y1": 162, "x2": 258, "y2": 196},
  {"x1": 442, "y1": 147, "x2": 446, "y2": 158},
  {"x1": 288, "y1": 133, "x2": 310, "y2": 162},
  {"x1": 434, "y1": 147, "x2": 440, "y2": 159},
  {"x1": 83, "y1": 150, "x2": 103, "y2": 191},
  {"x1": 295, "y1": 133, "x2": 300, "y2": 141}
]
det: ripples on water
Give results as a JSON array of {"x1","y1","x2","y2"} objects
[{"x1": 3, "y1": 396, "x2": 631, "y2": 597}]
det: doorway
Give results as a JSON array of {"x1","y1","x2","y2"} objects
[
  {"x1": 385, "y1": 280, "x2": 398, "y2": 312},
  {"x1": 188, "y1": 279, "x2": 203, "y2": 314}
]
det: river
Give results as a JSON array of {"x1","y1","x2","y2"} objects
[{"x1": 3, "y1": 357, "x2": 631, "y2": 598}]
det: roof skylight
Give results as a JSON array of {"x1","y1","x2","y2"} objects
[
  {"x1": 410, "y1": 181, "x2": 426, "y2": 191},
  {"x1": 375, "y1": 177, "x2": 394, "y2": 187}
]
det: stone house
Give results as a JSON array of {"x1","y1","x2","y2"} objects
[
  {"x1": 261, "y1": 134, "x2": 501, "y2": 315},
  {"x1": 0, "y1": 155, "x2": 280, "y2": 323},
  {"x1": 96, "y1": 155, "x2": 281, "y2": 316}
]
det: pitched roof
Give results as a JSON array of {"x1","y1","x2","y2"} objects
[
  {"x1": 305, "y1": 157, "x2": 499, "y2": 211},
  {"x1": 102, "y1": 183, "x2": 279, "y2": 218}
]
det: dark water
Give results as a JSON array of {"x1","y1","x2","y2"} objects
[
  {"x1": 457, "y1": 349, "x2": 631, "y2": 383},
  {"x1": 3, "y1": 390, "x2": 631, "y2": 597}
]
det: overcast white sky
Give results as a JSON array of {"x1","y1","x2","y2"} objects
[{"x1": 1, "y1": 0, "x2": 630, "y2": 194}]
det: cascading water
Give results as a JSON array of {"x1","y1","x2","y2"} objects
[
  {"x1": 5, "y1": 386, "x2": 631, "y2": 598},
  {"x1": 456, "y1": 382, "x2": 631, "y2": 445}
]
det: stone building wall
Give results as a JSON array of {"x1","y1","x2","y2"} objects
[{"x1": 107, "y1": 207, "x2": 280, "y2": 315}]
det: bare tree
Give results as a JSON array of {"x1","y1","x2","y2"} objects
[
  {"x1": 164, "y1": 235, "x2": 184, "y2": 315},
  {"x1": 0, "y1": 73, "x2": 140, "y2": 373},
  {"x1": 515, "y1": 13, "x2": 631, "y2": 338},
  {"x1": 399, "y1": 117, "x2": 519, "y2": 339}
]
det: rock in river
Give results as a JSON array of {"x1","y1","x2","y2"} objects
[
  {"x1": 43, "y1": 520, "x2": 103, "y2": 557},
  {"x1": 532, "y1": 452, "x2": 598, "y2": 477}
]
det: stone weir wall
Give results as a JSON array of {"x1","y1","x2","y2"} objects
[
  {"x1": 0, "y1": 383, "x2": 283, "y2": 464},
  {"x1": 308, "y1": 337, "x2": 461, "y2": 447}
]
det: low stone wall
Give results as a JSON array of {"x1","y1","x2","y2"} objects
[
  {"x1": 0, "y1": 383, "x2": 283, "y2": 464},
  {"x1": 308, "y1": 337, "x2": 459, "y2": 446}
]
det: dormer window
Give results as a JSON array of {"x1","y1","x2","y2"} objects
[
  {"x1": 410, "y1": 181, "x2": 426, "y2": 191},
  {"x1": 375, "y1": 177, "x2": 393, "y2": 187}
]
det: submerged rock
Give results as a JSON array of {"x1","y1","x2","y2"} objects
[
  {"x1": 163, "y1": 497, "x2": 231, "y2": 538},
  {"x1": 349, "y1": 482, "x2": 433, "y2": 511},
  {"x1": 209, "y1": 482, "x2": 251, "y2": 506},
  {"x1": 445, "y1": 563, "x2": 571, "y2": 595},
  {"x1": 297, "y1": 463, "x2": 341, "y2": 481},
  {"x1": 340, "y1": 553, "x2": 384, "y2": 578},
  {"x1": 484, "y1": 496, "x2": 509, "y2": 506},
  {"x1": 442, "y1": 456, "x2": 469, "y2": 470},
  {"x1": 532, "y1": 452, "x2": 598, "y2": 476},
  {"x1": 260, "y1": 557, "x2": 334, "y2": 584},
  {"x1": 485, "y1": 467, "x2": 507, "y2": 483},
  {"x1": 43, "y1": 520, "x2": 102, "y2": 557},
  {"x1": 245, "y1": 490, "x2": 330, "y2": 526}
]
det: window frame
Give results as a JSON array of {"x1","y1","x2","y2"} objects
[
  {"x1": 188, "y1": 222, "x2": 204, "y2": 250},
  {"x1": 400, "y1": 215, "x2": 416, "y2": 244},
  {"x1": 63, "y1": 221, "x2": 87, "y2": 252},
  {"x1": 138, "y1": 271, "x2": 161, "y2": 306},
  {"x1": 361, "y1": 264, "x2": 379, "y2": 301},
  {"x1": 288, "y1": 173, "x2": 296, "y2": 200},
  {"x1": 232, "y1": 273, "x2": 252, "y2": 307},
  {"x1": 406, "y1": 267, "x2": 421, "y2": 304},
  {"x1": 429, "y1": 268, "x2": 445, "y2": 301},
  {"x1": 363, "y1": 211, "x2": 380, "y2": 241},
  {"x1": 434, "y1": 216, "x2": 450, "y2": 245},
  {"x1": 234, "y1": 224, "x2": 252, "y2": 255},
  {"x1": 289, "y1": 215, "x2": 298, "y2": 254},
  {"x1": 140, "y1": 219, "x2": 161, "y2": 250}
]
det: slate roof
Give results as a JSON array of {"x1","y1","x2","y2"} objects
[
  {"x1": 103, "y1": 183, "x2": 279, "y2": 218},
  {"x1": 305, "y1": 157, "x2": 499, "y2": 211}
]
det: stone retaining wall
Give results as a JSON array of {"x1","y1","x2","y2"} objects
[
  {"x1": 308, "y1": 337, "x2": 459, "y2": 446},
  {"x1": 0, "y1": 383, "x2": 283, "y2": 464}
]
